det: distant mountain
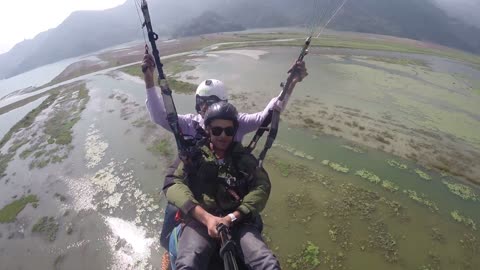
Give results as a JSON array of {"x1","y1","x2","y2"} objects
[
  {"x1": 0, "y1": 31, "x2": 50, "y2": 81},
  {"x1": 331, "y1": 0, "x2": 480, "y2": 54},
  {"x1": 0, "y1": 3, "x2": 137, "y2": 80},
  {"x1": 219, "y1": 1, "x2": 293, "y2": 29},
  {"x1": 0, "y1": 0, "x2": 206, "y2": 79},
  {"x1": 1, "y1": 0, "x2": 480, "y2": 79},
  {"x1": 174, "y1": 11, "x2": 245, "y2": 37}
]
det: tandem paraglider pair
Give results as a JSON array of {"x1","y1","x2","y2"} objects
[{"x1": 134, "y1": 0, "x2": 346, "y2": 269}]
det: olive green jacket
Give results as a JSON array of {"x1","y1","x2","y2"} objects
[{"x1": 166, "y1": 142, "x2": 271, "y2": 218}]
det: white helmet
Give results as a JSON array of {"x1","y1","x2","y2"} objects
[{"x1": 195, "y1": 79, "x2": 228, "y2": 100}]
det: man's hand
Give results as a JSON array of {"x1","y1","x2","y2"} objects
[
  {"x1": 289, "y1": 60, "x2": 308, "y2": 84},
  {"x1": 191, "y1": 205, "x2": 226, "y2": 238},
  {"x1": 219, "y1": 216, "x2": 233, "y2": 228},
  {"x1": 142, "y1": 53, "x2": 155, "y2": 89},
  {"x1": 205, "y1": 215, "x2": 224, "y2": 238}
]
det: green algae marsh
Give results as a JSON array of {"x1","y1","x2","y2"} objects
[
  {"x1": 147, "y1": 138, "x2": 173, "y2": 158},
  {"x1": 261, "y1": 144, "x2": 479, "y2": 270},
  {"x1": 246, "y1": 96, "x2": 480, "y2": 270},
  {"x1": 31, "y1": 216, "x2": 59, "y2": 242},
  {"x1": 0, "y1": 81, "x2": 90, "y2": 237},
  {"x1": 442, "y1": 181, "x2": 479, "y2": 202},
  {"x1": 0, "y1": 195, "x2": 38, "y2": 223},
  {"x1": 5, "y1": 83, "x2": 90, "y2": 171},
  {"x1": 1, "y1": 73, "x2": 172, "y2": 269},
  {"x1": 1, "y1": 86, "x2": 69, "y2": 177}
]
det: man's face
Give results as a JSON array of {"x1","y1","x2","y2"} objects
[
  {"x1": 196, "y1": 95, "x2": 222, "y2": 117},
  {"x1": 208, "y1": 119, "x2": 235, "y2": 151}
]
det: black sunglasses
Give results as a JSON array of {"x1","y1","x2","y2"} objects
[
  {"x1": 210, "y1": 126, "x2": 236, "y2": 137},
  {"x1": 195, "y1": 95, "x2": 222, "y2": 112}
]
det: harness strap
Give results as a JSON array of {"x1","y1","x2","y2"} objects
[{"x1": 247, "y1": 37, "x2": 312, "y2": 167}]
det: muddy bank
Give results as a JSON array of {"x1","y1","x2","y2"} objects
[
  {"x1": 49, "y1": 34, "x2": 244, "y2": 86},
  {"x1": 0, "y1": 82, "x2": 82, "y2": 116},
  {"x1": 47, "y1": 58, "x2": 110, "y2": 85}
]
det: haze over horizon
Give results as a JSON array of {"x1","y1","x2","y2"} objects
[
  {"x1": 0, "y1": 0, "x2": 126, "y2": 54},
  {"x1": 1, "y1": 0, "x2": 479, "y2": 55},
  {"x1": 432, "y1": 0, "x2": 480, "y2": 27}
]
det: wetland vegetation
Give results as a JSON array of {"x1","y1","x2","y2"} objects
[
  {"x1": 31, "y1": 216, "x2": 59, "y2": 242},
  {"x1": 263, "y1": 151, "x2": 478, "y2": 269},
  {"x1": 120, "y1": 62, "x2": 197, "y2": 94},
  {"x1": 0, "y1": 195, "x2": 38, "y2": 223}
]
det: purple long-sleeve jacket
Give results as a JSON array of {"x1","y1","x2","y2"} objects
[{"x1": 145, "y1": 86, "x2": 288, "y2": 142}]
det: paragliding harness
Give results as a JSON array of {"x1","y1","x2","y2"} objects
[{"x1": 164, "y1": 145, "x2": 256, "y2": 270}]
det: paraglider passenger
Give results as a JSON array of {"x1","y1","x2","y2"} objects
[{"x1": 166, "y1": 102, "x2": 280, "y2": 270}]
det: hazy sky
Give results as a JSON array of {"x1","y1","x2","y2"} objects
[
  {"x1": 0, "y1": 0, "x2": 127, "y2": 54},
  {"x1": 432, "y1": 0, "x2": 480, "y2": 27}
]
